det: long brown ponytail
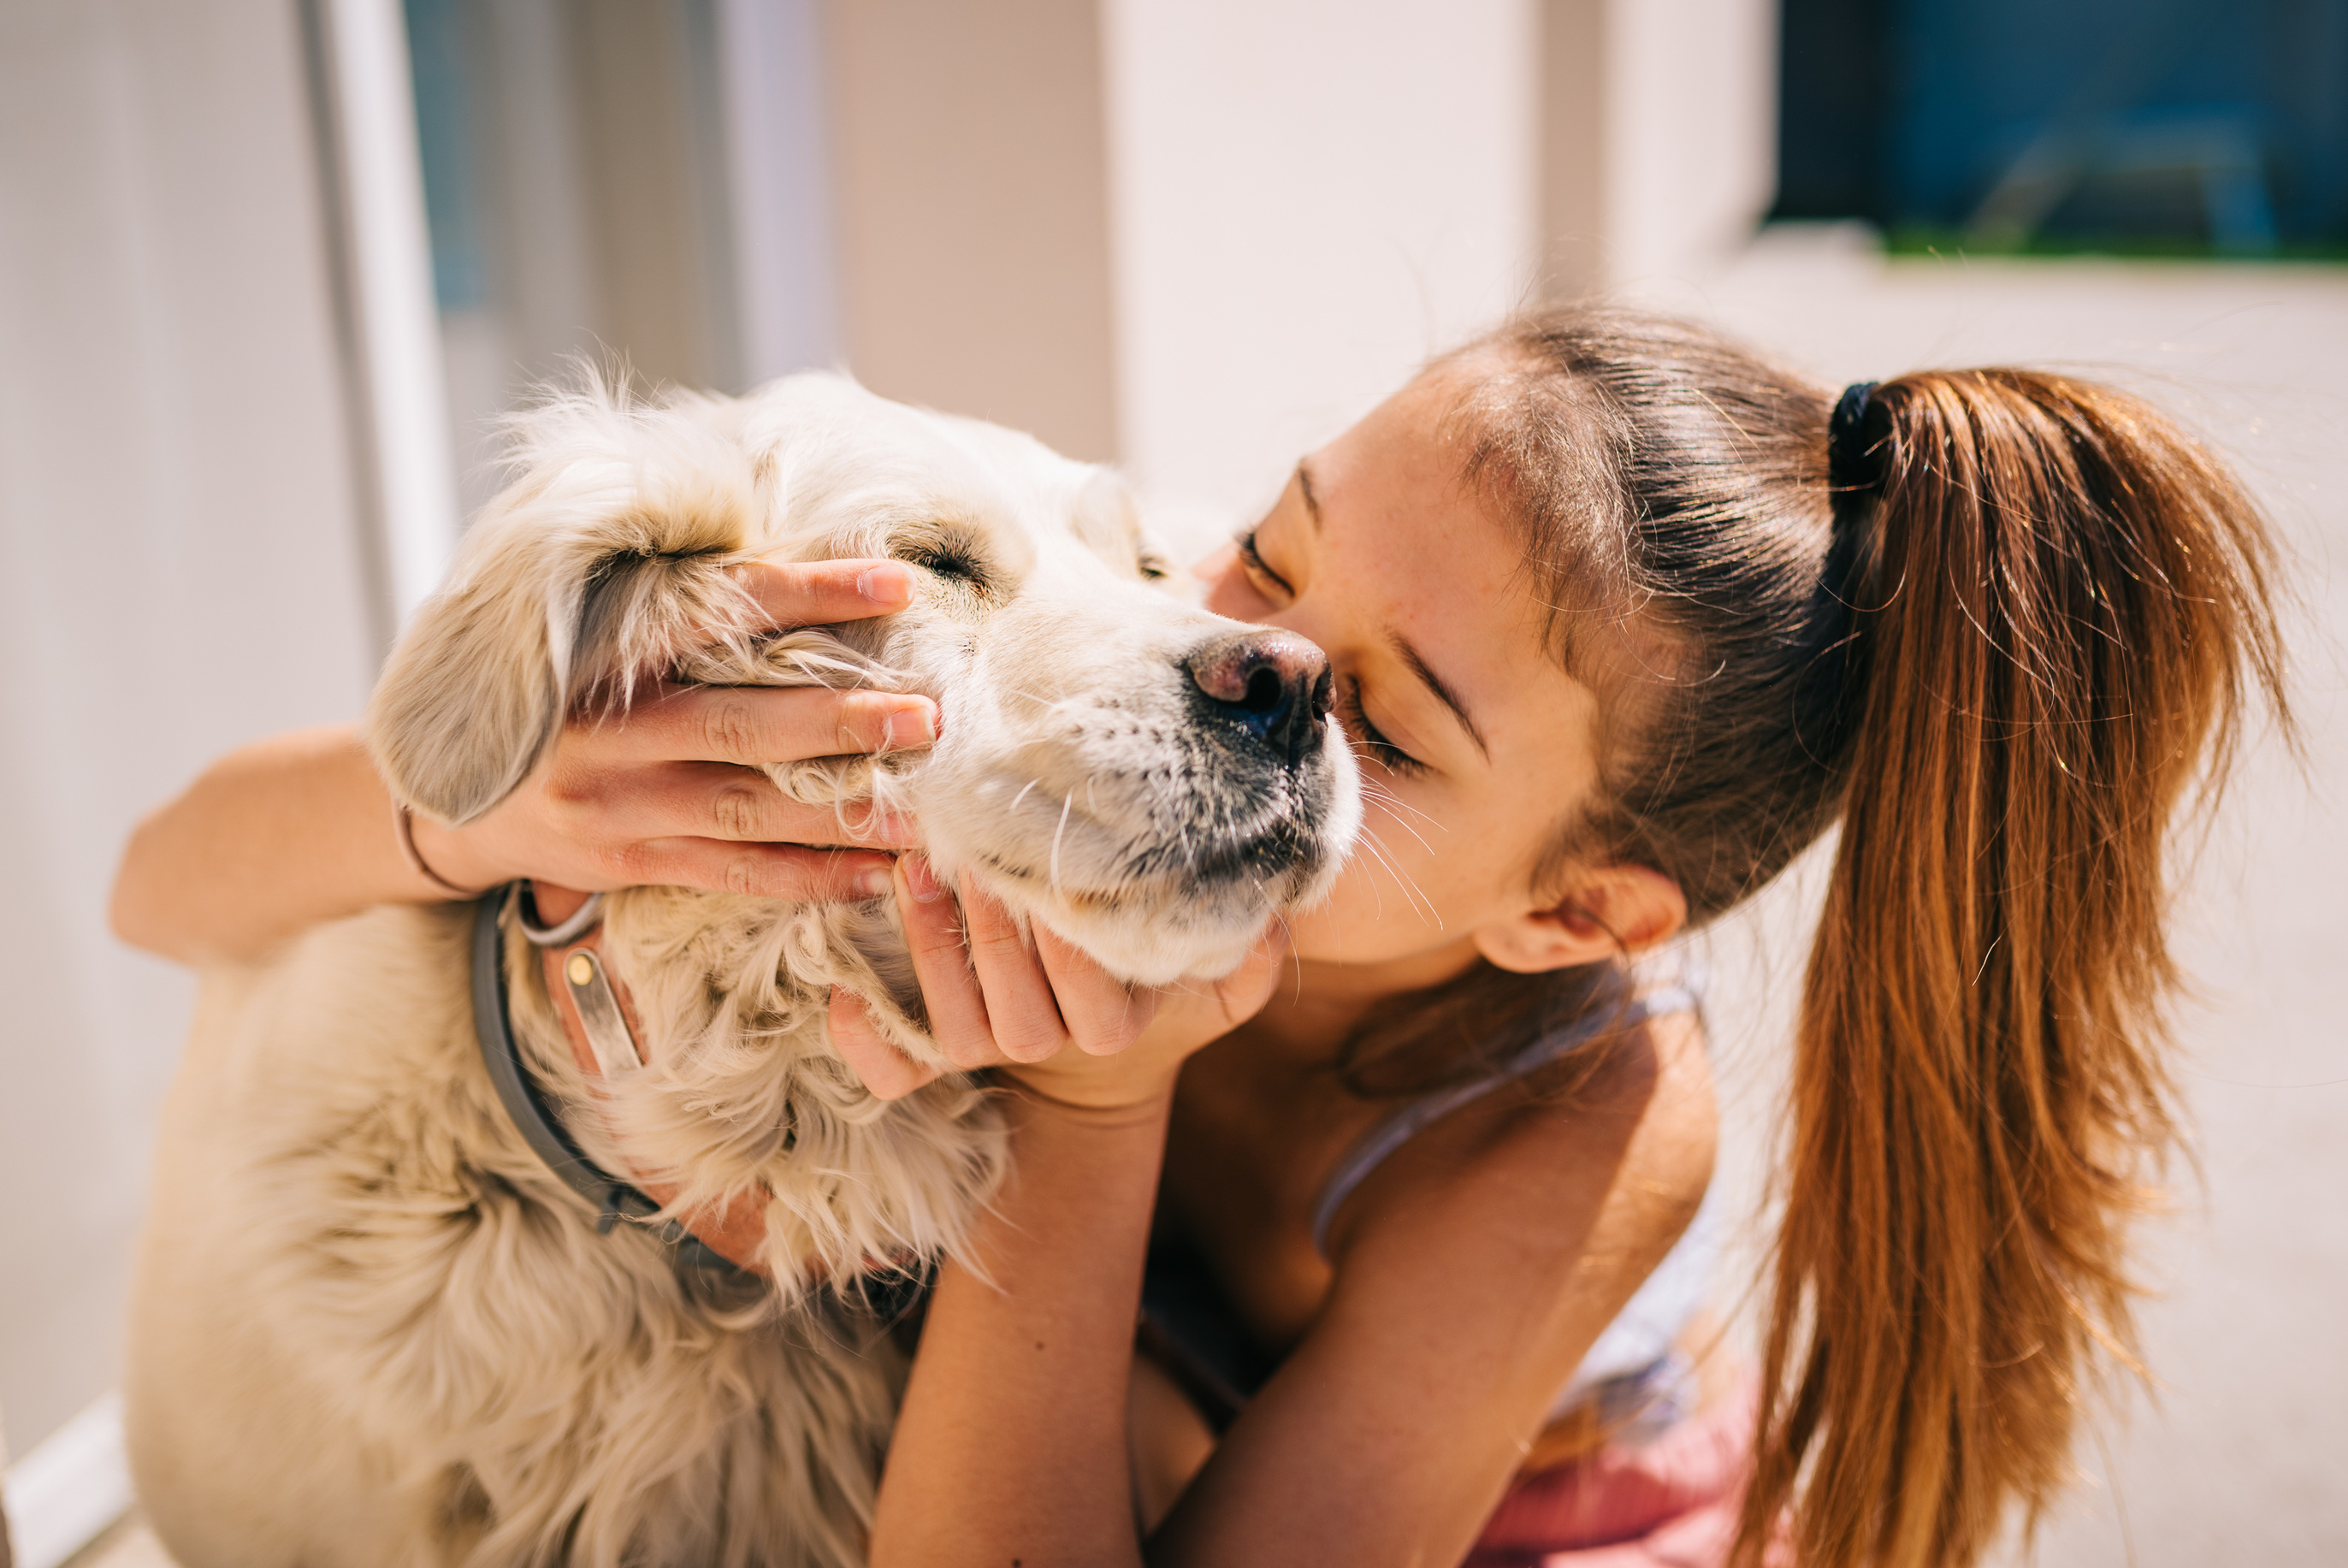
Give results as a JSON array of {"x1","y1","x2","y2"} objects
[
  {"x1": 1742, "y1": 370, "x2": 2286, "y2": 1565},
  {"x1": 1447, "y1": 311, "x2": 2288, "y2": 1568}
]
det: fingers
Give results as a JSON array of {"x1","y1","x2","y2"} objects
[
  {"x1": 895, "y1": 856, "x2": 1002, "y2": 1070},
  {"x1": 828, "y1": 987, "x2": 944, "y2": 1101},
  {"x1": 590, "y1": 683, "x2": 938, "y2": 770},
  {"x1": 468, "y1": 560, "x2": 937, "y2": 908},
  {"x1": 882, "y1": 857, "x2": 1162, "y2": 1077},
  {"x1": 584, "y1": 760, "x2": 916, "y2": 849},
  {"x1": 729, "y1": 559, "x2": 915, "y2": 627},
  {"x1": 1146, "y1": 918, "x2": 1291, "y2": 1042},
  {"x1": 1033, "y1": 922, "x2": 1156, "y2": 1056},
  {"x1": 1209, "y1": 920, "x2": 1294, "y2": 1026},
  {"x1": 955, "y1": 873, "x2": 1073, "y2": 1063},
  {"x1": 618, "y1": 838, "x2": 901, "y2": 902}
]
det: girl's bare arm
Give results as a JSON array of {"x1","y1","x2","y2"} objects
[
  {"x1": 1151, "y1": 1014, "x2": 1714, "y2": 1566},
  {"x1": 843, "y1": 871, "x2": 1716, "y2": 1568}
]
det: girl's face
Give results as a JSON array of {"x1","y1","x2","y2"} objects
[{"x1": 1198, "y1": 369, "x2": 1618, "y2": 977}]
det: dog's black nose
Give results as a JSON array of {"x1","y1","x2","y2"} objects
[{"x1": 1185, "y1": 630, "x2": 1334, "y2": 765}]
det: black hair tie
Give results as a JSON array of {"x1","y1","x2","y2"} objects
[
  {"x1": 1827, "y1": 381, "x2": 1886, "y2": 525},
  {"x1": 1802, "y1": 382, "x2": 1887, "y2": 754}
]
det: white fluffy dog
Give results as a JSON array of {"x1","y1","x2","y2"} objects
[{"x1": 125, "y1": 374, "x2": 1360, "y2": 1567}]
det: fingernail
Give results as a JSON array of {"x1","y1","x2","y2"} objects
[
  {"x1": 883, "y1": 700, "x2": 939, "y2": 748},
  {"x1": 855, "y1": 563, "x2": 913, "y2": 607},
  {"x1": 855, "y1": 866, "x2": 895, "y2": 899},
  {"x1": 903, "y1": 855, "x2": 946, "y2": 902}
]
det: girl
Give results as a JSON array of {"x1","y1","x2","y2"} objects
[{"x1": 114, "y1": 307, "x2": 2285, "y2": 1568}]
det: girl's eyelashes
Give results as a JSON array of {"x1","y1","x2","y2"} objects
[
  {"x1": 1338, "y1": 675, "x2": 1428, "y2": 777},
  {"x1": 1233, "y1": 522, "x2": 1419, "y2": 778},
  {"x1": 1233, "y1": 530, "x2": 1292, "y2": 595}
]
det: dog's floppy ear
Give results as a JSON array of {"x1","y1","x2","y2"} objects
[
  {"x1": 367, "y1": 518, "x2": 578, "y2": 825},
  {"x1": 1067, "y1": 467, "x2": 1185, "y2": 589},
  {"x1": 368, "y1": 388, "x2": 760, "y2": 825}
]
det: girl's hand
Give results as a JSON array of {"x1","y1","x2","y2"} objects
[
  {"x1": 829, "y1": 855, "x2": 1288, "y2": 1109},
  {"x1": 410, "y1": 559, "x2": 935, "y2": 902}
]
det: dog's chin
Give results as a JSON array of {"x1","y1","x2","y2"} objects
[
  {"x1": 962, "y1": 846, "x2": 1340, "y2": 990},
  {"x1": 1025, "y1": 896, "x2": 1265, "y2": 989}
]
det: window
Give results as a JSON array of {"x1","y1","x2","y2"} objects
[{"x1": 1776, "y1": 0, "x2": 2348, "y2": 257}]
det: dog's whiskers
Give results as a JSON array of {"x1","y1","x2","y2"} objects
[
  {"x1": 1355, "y1": 775, "x2": 1445, "y2": 834},
  {"x1": 1354, "y1": 825, "x2": 1440, "y2": 928},
  {"x1": 1356, "y1": 779, "x2": 1443, "y2": 851},
  {"x1": 1368, "y1": 833, "x2": 1440, "y2": 926},
  {"x1": 1001, "y1": 687, "x2": 1084, "y2": 715},
  {"x1": 1358, "y1": 788, "x2": 1437, "y2": 857},
  {"x1": 1050, "y1": 794, "x2": 1075, "y2": 891}
]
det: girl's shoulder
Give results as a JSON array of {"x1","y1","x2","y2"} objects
[
  {"x1": 1321, "y1": 964, "x2": 1718, "y2": 1281},
  {"x1": 1317, "y1": 946, "x2": 1710, "y2": 1243}
]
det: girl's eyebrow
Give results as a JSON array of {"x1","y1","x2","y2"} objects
[
  {"x1": 1387, "y1": 631, "x2": 1489, "y2": 760},
  {"x1": 1295, "y1": 460, "x2": 1323, "y2": 530},
  {"x1": 1298, "y1": 452, "x2": 1484, "y2": 760}
]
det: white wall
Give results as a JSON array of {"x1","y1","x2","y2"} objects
[
  {"x1": 1594, "y1": 0, "x2": 1777, "y2": 287},
  {"x1": 1102, "y1": 0, "x2": 1540, "y2": 524},
  {"x1": 718, "y1": 0, "x2": 839, "y2": 388},
  {"x1": 0, "y1": 0, "x2": 376, "y2": 1456},
  {"x1": 1098, "y1": 0, "x2": 1779, "y2": 528},
  {"x1": 828, "y1": 0, "x2": 1122, "y2": 463}
]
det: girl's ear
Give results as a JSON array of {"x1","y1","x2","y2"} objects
[{"x1": 1471, "y1": 864, "x2": 1687, "y2": 974}]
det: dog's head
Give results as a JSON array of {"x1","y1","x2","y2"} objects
[{"x1": 370, "y1": 372, "x2": 1361, "y2": 988}]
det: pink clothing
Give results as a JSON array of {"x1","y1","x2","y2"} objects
[{"x1": 1464, "y1": 1383, "x2": 1780, "y2": 1568}]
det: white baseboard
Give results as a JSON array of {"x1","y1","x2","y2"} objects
[{"x1": 3, "y1": 1395, "x2": 133, "y2": 1568}]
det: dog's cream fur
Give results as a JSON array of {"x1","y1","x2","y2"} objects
[{"x1": 125, "y1": 374, "x2": 1359, "y2": 1568}]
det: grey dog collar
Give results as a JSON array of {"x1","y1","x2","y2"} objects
[{"x1": 469, "y1": 885, "x2": 747, "y2": 1274}]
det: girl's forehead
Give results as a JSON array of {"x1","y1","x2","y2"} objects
[
  {"x1": 1315, "y1": 383, "x2": 1531, "y2": 602},
  {"x1": 1322, "y1": 359, "x2": 1668, "y2": 717},
  {"x1": 1315, "y1": 430, "x2": 1594, "y2": 752},
  {"x1": 1329, "y1": 363, "x2": 1487, "y2": 465}
]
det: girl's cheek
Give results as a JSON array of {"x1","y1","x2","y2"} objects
[
  {"x1": 1195, "y1": 546, "x2": 1285, "y2": 623},
  {"x1": 1201, "y1": 569, "x2": 1260, "y2": 621}
]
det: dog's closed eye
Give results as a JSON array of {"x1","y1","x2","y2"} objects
[
  {"x1": 891, "y1": 525, "x2": 994, "y2": 595},
  {"x1": 901, "y1": 543, "x2": 986, "y2": 584}
]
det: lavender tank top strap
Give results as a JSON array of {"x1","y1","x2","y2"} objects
[{"x1": 1309, "y1": 967, "x2": 1701, "y2": 1259}]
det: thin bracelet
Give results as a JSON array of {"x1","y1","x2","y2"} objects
[{"x1": 395, "y1": 803, "x2": 487, "y2": 899}]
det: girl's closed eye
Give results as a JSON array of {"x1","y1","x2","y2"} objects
[
  {"x1": 1338, "y1": 675, "x2": 1428, "y2": 776},
  {"x1": 1234, "y1": 529, "x2": 1292, "y2": 596}
]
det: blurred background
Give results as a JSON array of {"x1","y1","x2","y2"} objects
[{"x1": 1, "y1": 3, "x2": 2340, "y2": 1565}]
